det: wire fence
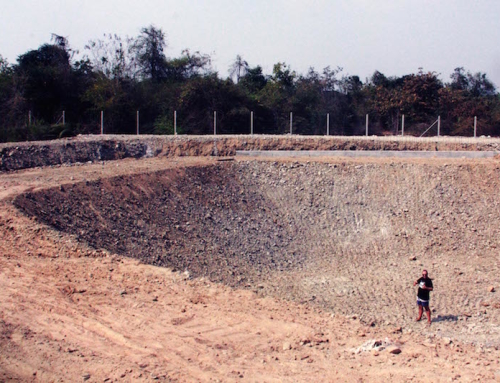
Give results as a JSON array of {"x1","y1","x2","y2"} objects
[{"x1": 18, "y1": 109, "x2": 500, "y2": 145}]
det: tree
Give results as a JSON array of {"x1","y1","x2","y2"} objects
[
  {"x1": 338, "y1": 75, "x2": 368, "y2": 135},
  {"x1": 165, "y1": 49, "x2": 212, "y2": 81},
  {"x1": 467, "y1": 72, "x2": 496, "y2": 97},
  {"x1": 0, "y1": 55, "x2": 17, "y2": 141},
  {"x1": 2, "y1": 25, "x2": 500, "y2": 141},
  {"x1": 442, "y1": 68, "x2": 498, "y2": 135},
  {"x1": 321, "y1": 66, "x2": 343, "y2": 92},
  {"x1": 229, "y1": 55, "x2": 248, "y2": 83},
  {"x1": 271, "y1": 62, "x2": 296, "y2": 90},
  {"x1": 16, "y1": 42, "x2": 72, "y2": 125},
  {"x1": 400, "y1": 70, "x2": 443, "y2": 121},
  {"x1": 132, "y1": 25, "x2": 168, "y2": 82},
  {"x1": 339, "y1": 75, "x2": 362, "y2": 95},
  {"x1": 239, "y1": 65, "x2": 267, "y2": 94},
  {"x1": 1, "y1": 35, "x2": 93, "y2": 140},
  {"x1": 0, "y1": 54, "x2": 10, "y2": 73},
  {"x1": 84, "y1": 33, "x2": 137, "y2": 79},
  {"x1": 450, "y1": 67, "x2": 469, "y2": 92},
  {"x1": 177, "y1": 74, "x2": 251, "y2": 134},
  {"x1": 367, "y1": 69, "x2": 444, "y2": 134},
  {"x1": 450, "y1": 67, "x2": 496, "y2": 97},
  {"x1": 292, "y1": 68, "x2": 323, "y2": 134},
  {"x1": 453, "y1": 68, "x2": 496, "y2": 97},
  {"x1": 257, "y1": 63, "x2": 297, "y2": 133},
  {"x1": 368, "y1": 70, "x2": 405, "y2": 133},
  {"x1": 370, "y1": 70, "x2": 389, "y2": 88}
]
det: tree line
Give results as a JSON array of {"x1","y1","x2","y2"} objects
[{"x1": 1, "y1": 25, "x2": 499, "y2": 142}]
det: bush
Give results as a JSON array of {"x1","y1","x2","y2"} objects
[
  {"x1": 153, "y1": 114, "x2": 183, "y2": 135},
  {"x1": 27, "y1": 122, "x2": 75, "y2": 141}
]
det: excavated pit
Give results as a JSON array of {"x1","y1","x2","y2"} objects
[{"x1": 13, "y1": 159, "x2": 500, "y2": 345}]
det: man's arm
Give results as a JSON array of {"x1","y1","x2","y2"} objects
[{"x1": 426, "y1": 281, "x2": 433, "y2": 291}]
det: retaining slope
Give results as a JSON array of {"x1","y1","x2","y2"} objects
[{"x1": 2, "y1": 134, "x2": 500, "y2": 171}]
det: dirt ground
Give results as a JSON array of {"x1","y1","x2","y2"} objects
[{"x1": 1, "y1": 155, "x2": 500, "y2": 382}]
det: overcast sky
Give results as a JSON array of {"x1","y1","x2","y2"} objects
[{"x1": 1, "y1": 0, "x2": 500, "y2": 87}]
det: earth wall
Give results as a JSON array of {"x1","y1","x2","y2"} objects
[{"x1": 2, "y1": 134, "x2": 500, "y2": 171}]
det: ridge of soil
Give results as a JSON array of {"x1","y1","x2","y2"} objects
[{"x1": 2, "y1": 134, "x2": 500, "y2": 171}]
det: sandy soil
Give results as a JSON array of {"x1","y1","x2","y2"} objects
[{"x1": 1, "y1": 156, "x2": 500, "y2": 382}]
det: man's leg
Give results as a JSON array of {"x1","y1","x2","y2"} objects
[
  {"x1": 425, "y1": 306, "x2": 431, "y2": 324},
  {"x1": 416, "y1": 304, "x2": 423, "y2": 321}
]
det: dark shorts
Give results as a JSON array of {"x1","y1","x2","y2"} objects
[{"x1": 417, "y1": 298, "x2": 429, "y2": 307}]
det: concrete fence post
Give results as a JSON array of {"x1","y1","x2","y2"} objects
[
  {"x1": 214, "y1": 111, "x2": 217, "y2": 135},
  {"x1": 174, "y1": 111, "x2": 177, "y2": 135},
  {"x1": 251, "y1": 111, "x2": 254, "y2": 135},
  {"x1": 136, "y1": 110, "x2": 140, "y2": 135}
]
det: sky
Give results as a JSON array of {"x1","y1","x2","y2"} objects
[{"x1": 1, "y1": 0, "x2": 500, "y2": 87}]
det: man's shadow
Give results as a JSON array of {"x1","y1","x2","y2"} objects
[{"x1": 432, "y1": 314, "x2": 459, "y2": 323}]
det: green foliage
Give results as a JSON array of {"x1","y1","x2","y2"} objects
[
  {"x1": 16, "y1": 44, "x2": 72, "y2": 123},
  {"x1": 154, "y1": 114, "x2": 182, "y2": 135},
  {"x1": 25, "y1": 122, "x2": 74, "y2": 141},
  {"x1": 450, "y1": 67, "x2": 496, "y2": 97},
  {"x1": 177, "y1": 75, "x2": 252, "y2": 134},
  {"x1": 165, "y1": 49, "x2": 212, "y2": 81},
  {"x1": 132, "y1": 25, "x2": 168, "y2": 82},
  {"x1": 239, "y1": 66, "x2": 267, "y2": 94},
  {"x1": 1, "y1": 28, "x2": 500, "y2": 142},
  {"x1": 432, "y1": 68, "x2": 499, "y2": 135}
]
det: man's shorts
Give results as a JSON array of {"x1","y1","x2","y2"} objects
[{"x1": 417, "y1": 298, "x2": 429, "y2": 307}]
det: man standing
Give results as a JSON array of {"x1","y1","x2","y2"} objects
[{"x1": 414, "y1": 269, "x2": 433, "y2": 325}]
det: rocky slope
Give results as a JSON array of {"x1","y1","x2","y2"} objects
[{"x1": 13, "y1": 158, "x2": 500, "y2": 347}]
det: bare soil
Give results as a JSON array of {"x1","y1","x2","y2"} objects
[{"x1": 1, "y1": 137, "x2": 500, "y2": 382}]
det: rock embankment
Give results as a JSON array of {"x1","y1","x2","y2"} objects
[{"x1": 2, "y1": 134, "x2": 500, "y2": 171}]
